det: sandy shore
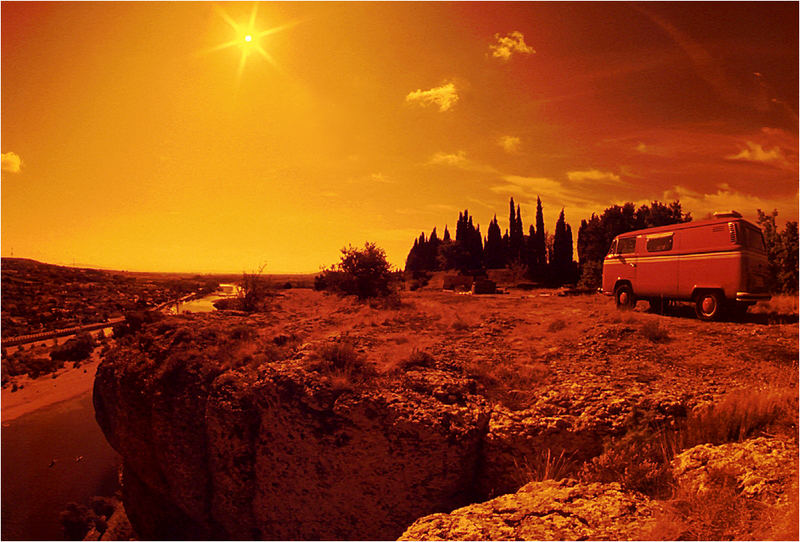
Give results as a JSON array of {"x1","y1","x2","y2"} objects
[{"x1": 1, "y1": 354, "x2": 101, "y2": 423}]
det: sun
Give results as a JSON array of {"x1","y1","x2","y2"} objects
[{"x1": 200, "y1": 3, "x2": 297, "y2": 81}]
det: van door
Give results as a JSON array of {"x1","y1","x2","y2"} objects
[
  {"x1": 614, "y1": 236, "x2": 638, "y2": 289},
  {"x1": 636, "y1": 232, "x2": 678, "y2": 297}
]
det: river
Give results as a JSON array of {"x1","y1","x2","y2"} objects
[
  {"x1": 1, "y1": 393, "x2": 121, "y2": 541},
  {"x1": 1, "y1": 287, "x2": 233, "y2": 539}
]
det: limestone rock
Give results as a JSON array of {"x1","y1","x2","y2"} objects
[
  {"x1": 672, "y1": 437, "x2": 798, "y2": 504},
  {"x1": 94, "y1": 315, "x2": 491, "y2": 540},
  {"x1": 399, "y1": 478, "x2": 661, "y2": 541}
]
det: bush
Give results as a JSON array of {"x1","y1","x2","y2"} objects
[
  {"x1": 640, "y1": 321, "x2": 670, "y2": 343},
  {"x1": 112, "y1": 310, "x2": 162, "y2": 339},
  {"x1": 50, "y1": 332, "x2": 95, "y2": 362},
  {"x1": 318, "y1": 243, "x2": 395, "y2": 299},
  {"x1": 397, "y1": 348, "x2": 435, "y2": 370},
  {"x1": 238, "y1": 264, "x2": 269, "y2": 312}
]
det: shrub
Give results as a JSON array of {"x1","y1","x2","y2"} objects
[
  {"x1": 547, "y1": 319, "x2": 566, "y2": 332},
  {"x1": 397, "y1": 348, "x2": 435, "y2": 371},
  {"x1": 50, "y1": 332, "x2": 95, "y2": 362},
  {"x1": 640, "y1": 320, "x2": 670, "y2": 343},
  {"x1": 318, "y1": 243, "x2": 395, "y2": 299},
  {"x1": 514, "y1": 448, "x2": 575, "y2": 485},
  {"x1": 238, "y1": 264, "x2": 269, "y2": 312},
  {"x1": 112, "y1": 310, "x2": 162, "y2": 339}
]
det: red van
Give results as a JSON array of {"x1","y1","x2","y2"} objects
[{"x1": 601, "y1": 211, "x2": 771, "y2": 320}]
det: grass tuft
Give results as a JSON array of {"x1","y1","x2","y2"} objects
[{"x1": 640, "y1": 320, "x2": 670, "y2": 343}]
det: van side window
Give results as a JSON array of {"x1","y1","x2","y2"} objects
[
  {"x1": 617, "y1": 237, "x2": 636, "y2": 254},
  {"x1": 646, "y1": 233, "x2": 673, "y2": 252},
  {"x1": 608, "y1": 240, "x2": 617, "y2": 255}
]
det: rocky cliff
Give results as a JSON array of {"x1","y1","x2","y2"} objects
[
  {"x1": 94, "y1": 314, "x2": 490, "y2": 540},
  {"x1": 93, "y1": 290, "x2": 798, "y2": 540}
]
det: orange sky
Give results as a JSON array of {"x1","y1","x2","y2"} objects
[{"x1": 2, "y1": 2, "x2": 798, "y2": 273}]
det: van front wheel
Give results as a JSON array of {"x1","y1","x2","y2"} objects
[
  {"x1": 615, "y1": 284, "x2": 636, "y2": 311},
  {"x1": 695, "y1": 291, "x2": 724, "y2": 321}
]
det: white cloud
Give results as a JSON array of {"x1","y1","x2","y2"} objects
[
  {"x1": 370, "y1": 172, "x2": 394, "y2": 184},
  {"x1": 1, "y1": 152, "x2": 22, "y2": 173},
  {"x1": 405, "y1": 82, "x2": 459, "y2": 112},
  {"x1": 662, "y1": 184, "x2": 798, "y2": 222},
  {"x1": 429, "y1": 151, "x2": 468, "y2": 166},
  {"x1": 726, "y1": 141, "x2": 790, "y2": 168},
  {"x1": 489, "y1": 31, "x2": 535, "y2": 61},
  {"x1": 498, "y1": 135, "x2": 521, "y2": 153},
  {"x1": 566, "y1": 169, "x2": 623, "y2": 184}
]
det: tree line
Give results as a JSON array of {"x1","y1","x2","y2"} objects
[
  {"x1": 404, "y1": 196, "x2": 798, "y2": 294},
  {"x1": 405, "y1": 197, "x2": 578, "y2": 285}
]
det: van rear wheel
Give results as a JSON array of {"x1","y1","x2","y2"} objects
[
  {"x1": 615, "y1": 284, "x2": 636, "y2": 311},
  {"x1": 695, "y1": 291, "x2": 724, "y2": 321}
]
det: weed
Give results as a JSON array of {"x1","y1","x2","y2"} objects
[
  {"x1": 397, "y1": 348, "x2": 436, "y2": 371},
  {"x1": 547, "y1": 319, "x2": 567, "y2": 332},
  {"x1": 464, "y1": 360, "x2": 548, "y2": 410},
  {"x1": 642, "y1": 471, "x2": 798, "y2": 540},
  {"x1": 451, "y1": 317, "x2": 470, "y2": 331},
  {"x1": 514, "y1": 449, "x2": 574, "y2": 485},
  {"x1": 640, "y1": 320, "x2": 670, "y2": 343}
]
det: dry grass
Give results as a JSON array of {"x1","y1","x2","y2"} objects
[
  {"x1": 546, "y1": 319, "x2": 566, "y2": 332},
  {"x1": 396, "y1": 348, "x2": 436, "y2": 371},
  {"x1": 582, "y1": 386, "x2": 798, "y2": 499},
  {"x1": 464, "y1": 360, "x2": 549, "y2": 410},
  {"x1": 752, "y1": 294, "x2": 799, "y2": 317},
  {"x1": 514, "y1": 449, "x2": 575, "y2": 485},
  {"x1": 640, "y1": 320, "x2": 671, "y2": 343}
]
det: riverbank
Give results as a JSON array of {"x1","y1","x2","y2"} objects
[{"x1": 2, "y1": 352, "x2": 101, "y2": 423}]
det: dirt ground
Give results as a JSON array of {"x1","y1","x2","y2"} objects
[{"x1": 245, "y1": 288, "x2": 798, "y2": 407}]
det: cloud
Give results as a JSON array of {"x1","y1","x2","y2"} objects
[
  {"x1": 726, "y1": 141, "x2": 790, "y2": 168},
  {"x1": 405, "y1": 82, "x2": 459, "y2": 112},
  {"x1": 663, "y1": 184, "x2": 798, "y2": 223},
  {"x1": 489, "y1": 31, "x2": 535, "y2": 61},
  {"x1": 566, "y1": 169, "x2": 623, "y2": 184},
  {"x1": 429, "y1": 151, "x2": 468, "y2": 166},
  {"x1": 2, "y1": 152, "x2": 22, "y2": 173},
  {"x1": 498, "y1": 135, "x2": 521, "y2": 153},
  {"x1": 370, "y1": 172, "x2": 394, "y2": 184}
]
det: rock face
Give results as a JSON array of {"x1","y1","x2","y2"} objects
[
  {"x1": 399, "y1": 478, "x2": 661, "y2": 541},
  {"x1": 672, "y1": 437, "x2": 797, "y2": 505},
  {"x1": 93, "y1": 315, "x2": 490, "y2": 540}
]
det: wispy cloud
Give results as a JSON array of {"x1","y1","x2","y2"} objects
[
  {"x1": 663, "y1": 184, "x2": 798, "y2": 222},
  {"x1": 370, "y1": 172, "x2": 394, "y2": 184},
  {"x1": 498, "y1": 135, "x2": 521, "y2": 153},
  {"x1": 405, "y1": 82, "x2": 459, "y2": 112},
  {"x1": 428, "y1": 151, "x2": 468, "y2": 166},
  {"x1": 1, "y1": 152, "x2": 22, "y2": 173},
  {"x1": 566, "y1": 169, "x2": 623, "y2": 184},
  {"x1": 489, "y1": 31, "x2": 535, "y2": 61},
  {"x1": 726, "y1": 141, "x2": 790, "y2": 168}
]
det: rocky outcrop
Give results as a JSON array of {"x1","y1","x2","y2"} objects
[
  {"x1": 399, "y1": 478, "x2": 662, "y2": 541},
  {"x1": 672, "y1": 437, "x2": 798, "y2": 505},
  {"x1": 94, "y1": 315, "x2": 490, "y2": 540},
  {"x1": 481, "y1": 385, "x2": 692, "y2": 496}
]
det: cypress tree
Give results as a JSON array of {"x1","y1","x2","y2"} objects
[
  {"x1": 531, "y1": 196, "x2": 547, "y2": 281},
  {"x1": 484, "y1": 215, "x2": 506, "y2": 269}
]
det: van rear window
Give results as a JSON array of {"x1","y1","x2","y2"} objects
[
  {"x1": 617, "y1": 237, "x2": 636, "y2": 254},
  {"x1": 741, "y1": 225, "x2": 766, "y2": 252},
  {"x1": 646, "y1": 233, "x2": 673, "y2": 252}
]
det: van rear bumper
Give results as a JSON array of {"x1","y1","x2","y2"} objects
[{"x1": 735, "y1": 292, "x2": 771, "y2": 302}]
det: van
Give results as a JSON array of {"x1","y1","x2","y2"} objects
[{"x1": 601, "y1": 211, "x2": 771, "y2": 320}]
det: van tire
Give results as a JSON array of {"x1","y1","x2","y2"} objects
[
  {"x1": 615, "y1": 284, "x2": 636, "y2": 311},
  {"x1": 695, "y1": 291, "x2": 724, "y2": 321}
]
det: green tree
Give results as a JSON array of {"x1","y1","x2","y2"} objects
[
  {"x1": 757, "y1": 209, "x2": 799, "y2": 293},
  {"x1": 322, "y1": 242, "x2": 395, "y2": 299}
]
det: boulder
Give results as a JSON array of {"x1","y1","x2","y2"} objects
[
  {"x1": 672, "y1": 436, "x2": 798, "y2": 505},
  {"x1": 399, "y1": 478, "x2": 662, "y2": 541}
]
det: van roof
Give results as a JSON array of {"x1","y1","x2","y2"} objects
[{"x1": 614, "y1": 215, "x2": 759, "y2": 240}]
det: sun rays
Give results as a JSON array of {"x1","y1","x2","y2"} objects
[{"x1": 201, "y1": 3, "x2": 297, "y2": 82}]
